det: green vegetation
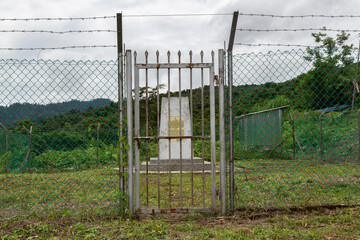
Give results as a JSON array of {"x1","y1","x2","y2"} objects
[{"x1": 1, "y1": 206, "x2": 360, "y2": 239}]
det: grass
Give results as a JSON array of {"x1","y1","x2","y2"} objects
[
  {"x1": 1, "y1": 158, "x2": 360, "y2": 217},
  {"x1": 0, "y1": 167, "x2": 217, "y2": 218},
  {"x1": 138, "y1": 172, "x2": 217, "y2": 209},
  {"x1": 0, "y1": 167, "x2": 122, "y2": 218},
  {"x1": 234, "y1": 159, "x2": 360, "y2": 208},
  {"x1": 1, "y1": 158, "x2": 360, "y2": 239},
  {"x1": 1, "y1": 206, "x2": 360, "y2": 239}
]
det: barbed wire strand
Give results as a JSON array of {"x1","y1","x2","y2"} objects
[
  {"x1": 0, "y1": 16, "x2": 116, "y2": 21},
  {"x1": 0, "y1": 30, "x2": 117, "y2": 34},
  {"x1": 235, "y1": 43, "x2": 316, "y2": 48},
  {"x1": 237, "y1": 28, "x2": 360, "y2": 32},
  {"x1": 237, "y1": 13, "x2": 360, "y2": 18},
  {"x1": 1, "y1": 13, "x2": 360, "y2": 21},
  {"x1": 0, "y1": 45, "x2": 117, "y2": 51},
  {"x1": 122, "y1": 13, "x2": 233, "y2": 17},
  {"x1": 2, "y1": 28, "x2": 360, "y2": 35},
  {"x1": 0, "y1": 13, "x2": 232, "y2": 21}
]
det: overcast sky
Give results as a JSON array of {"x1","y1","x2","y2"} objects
[{"x1": 1, "y1": 0, "x2": 360, "y2": 61}]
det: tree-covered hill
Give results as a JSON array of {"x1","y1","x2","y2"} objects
[{"x1": 0, "y1": 98, "x2": 111, "y2": 124}]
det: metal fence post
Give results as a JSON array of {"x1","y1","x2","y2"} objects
[
  {"x1": 227, "y1": 11, "x2": 238, "y2": 212},
  {"x1": 218, "y1": 49, "x2": 226, "y2": 215},
  {"x1": 116, "y1": 12, "x2": 125, "y2": 215},
  {"x1": 126, "y1": 50, "x2": 134, "y2": 216}
]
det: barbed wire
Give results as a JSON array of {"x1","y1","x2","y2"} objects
[
  {"x1": 0, "y1": 29, "x2": 117, "y2": 34},
  {"x1": 235, "y1": 43, "x2": 316, "y2": 48},
  {"x1": 237, "y1": 13, "x2": 360, "y2": 18},
  {"x1": 0, "y1": 45, "x2": 117, "y2": 51},
  {"x1": 122, "y1": 13, "x2": 233, "y2": 17},
  {"x1": 0, "y1": 16, "x2": 115, "y2": 21},
  {"x1": 0, "y1": 13, "x2": 232, "y2": 21},
  {"x1": 1, "y1": 12, "x2": 359, "y2": 22},
  {"x1": 237, "y1": 28, "x2": 360, "y2": 33}
]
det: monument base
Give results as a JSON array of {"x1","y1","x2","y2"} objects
[{"x1": 140, "y1": 157, "x2": 212, "y2": 172}]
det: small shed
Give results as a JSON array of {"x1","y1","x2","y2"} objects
[{"x1": 235, "y1": 106, "x2": 288, "y2": 147}]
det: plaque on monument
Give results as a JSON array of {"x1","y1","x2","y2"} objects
[
  {"x1": 159, "y1": 97, "x2": 191, "y2": 160},
  {"x1": 141, "y1": 97, "x2": 211, "y2": 172}
]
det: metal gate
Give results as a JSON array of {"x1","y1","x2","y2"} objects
[{"x1": 125, "y1": 49, "x2": 226, "y2": 215}]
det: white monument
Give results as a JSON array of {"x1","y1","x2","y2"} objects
[{"x1": 141, "y1": 97, "x2": 211, "y2": 172}]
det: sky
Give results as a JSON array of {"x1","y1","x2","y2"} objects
[
  {"x1": 1, "y1": 0, "x2": 360, "y2": 61},
  {"x1": 2, "y1": 0, "x2": 360, "y2": 106}
]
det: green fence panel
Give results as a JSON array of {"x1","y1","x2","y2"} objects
[
  {"x1": 228, "y1": 48, "x2": 360, "y2": 210},
  {"x1": 0, "y1": 58, "x2": 127, "y2": 218}
]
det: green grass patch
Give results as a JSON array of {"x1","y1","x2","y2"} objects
[
  {"x1": 1, "y1": 206, "x2": 360, "y2": 239},
  {"x1": 233, "y1": 159, "x2": 360, "y2": 208}
]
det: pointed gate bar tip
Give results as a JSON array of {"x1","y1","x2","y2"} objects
[
  {"x1": 134, "y1": 51, "x2": 137, "y2": 63},
  {"x1": 145, "y1": 50, "x2": 149, "y2": 63}
]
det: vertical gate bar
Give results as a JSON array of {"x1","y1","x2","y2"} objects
[
  {"x1": 126, "y1": 50, "x2": 133, "y2": 216},
  {"x1": 167, "y1": 51, "x2": 172, "y2": 209},
  {"x1": 227, "y1": 50, "x2": 235, "y2": 211},
  {"x1": 209, "y1": 51, "x2": 216, "y2": 211},
  {"x1": 178, "y1": 51, "x2": 183, "y2": 207},
  {"x1": 218, "y1": 49, "x2": 226, "y2": 215},
  {"x1": 134, "y1": 52, "x2": 140, "y2": 212},
  {"x1": 156, "y1": 51, "x2": 161, "y2": 208},
  {"x1": 200, "y1": 50, "x2": 205, "y2": 208},
  {"x1": 189, "y1": 51, "x2": 194, "y2": 207},
  {"x1": 145, "y1": 51, "x2": 149, "y2": 208}
]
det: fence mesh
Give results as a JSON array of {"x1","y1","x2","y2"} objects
[
  {"x1": 0, "y1": 58, "x2": 126, "y2": 218},
  {"x1": 229, "y1": 48, "x2": 360, "y2": 209}
]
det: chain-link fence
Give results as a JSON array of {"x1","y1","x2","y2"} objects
[
  {"x1": 0, "y1": 58, "x2": 127, "y2": 218},
  {"x1": 228, "y1": 47, "x2": 360, "y2": 209}
]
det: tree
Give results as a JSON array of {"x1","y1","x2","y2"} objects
[{"x1": 296, "y1": 28, "x2": 355, "y2": 109}]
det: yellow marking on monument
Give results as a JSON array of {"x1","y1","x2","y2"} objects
[{"x1": 167, "y1": 116, "x2": 184, "y2": 142}]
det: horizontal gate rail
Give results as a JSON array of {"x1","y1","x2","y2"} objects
[
  {"x1": 133, "y1": 136, "x2": 211, "y2": 140},
  {"x1": 135, "y1": 63, "x2": 213, "y2": 69}
]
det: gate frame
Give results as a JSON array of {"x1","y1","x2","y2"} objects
[{"x1": 125, "y1": 49, "x2": 226, "y2": 215}]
